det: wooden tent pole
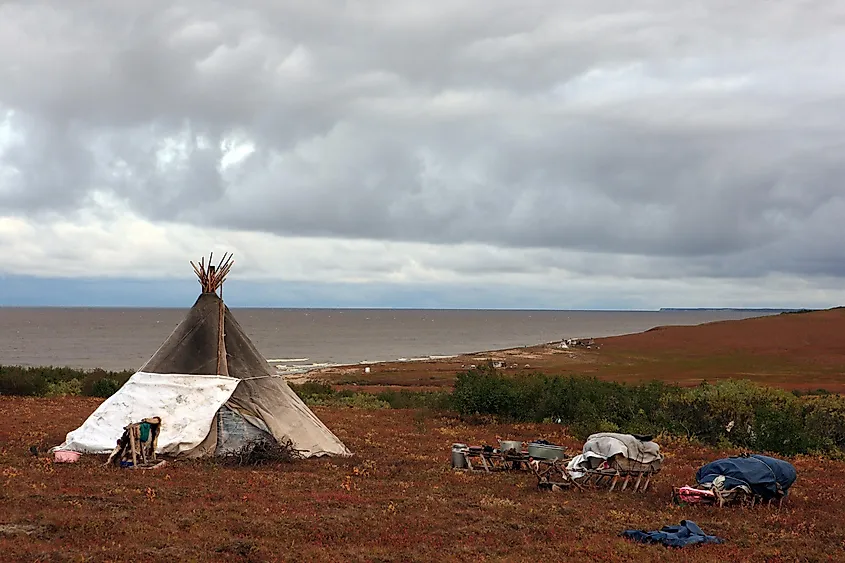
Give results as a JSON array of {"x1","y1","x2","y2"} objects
[{"x1": 216, "y1": 297, "x2": 229, "y2": 376}]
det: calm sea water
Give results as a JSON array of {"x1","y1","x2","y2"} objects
[{"x1": 0, "y1": 308, "x2": 778, "y2": 372}]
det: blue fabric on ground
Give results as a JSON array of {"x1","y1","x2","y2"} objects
[
  {"x1": 622, "y1": 520, "x2": 724, "y2": 547},
  {"x1": 696, "y1": 454, "x2": 797, "y2": 500}
]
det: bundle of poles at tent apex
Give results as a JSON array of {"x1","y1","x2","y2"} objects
[{"x1": 191, "y1": 252, "x2": 234, "y2": 296}]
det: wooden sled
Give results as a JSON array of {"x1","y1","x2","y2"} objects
[
  {"x1": 530, "y1": 457, "x2": 582, "y2": 492},
  {"x1": 456, "y1": 447, "x2": 532, "y2": 473},
  {"x1": 577, "y1": 466, "x2": 658, "y2": 493}
]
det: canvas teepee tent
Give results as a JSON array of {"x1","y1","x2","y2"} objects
[{"x1": 54, "y1": 254, "x2": 351, "y2": 459}]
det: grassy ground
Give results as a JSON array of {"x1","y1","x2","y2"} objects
[{"x1": 2, "y1": 396, "x2": 844, "y2": 562}]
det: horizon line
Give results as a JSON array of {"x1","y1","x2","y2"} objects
[{"x1": 0, "y1": 305, "x2": 817, "y2": 312}]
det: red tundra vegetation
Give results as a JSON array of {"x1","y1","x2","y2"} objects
[{"x1": 2, "y1": 395, "x2": 844, "y2": 562}]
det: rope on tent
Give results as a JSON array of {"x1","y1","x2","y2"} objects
[{"x1": 238, "y1": 375, "x2": 287, "y2": 381}]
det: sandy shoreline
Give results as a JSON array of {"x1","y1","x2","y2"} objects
[{"x1": 285, "y1": 339, "x2": 594, "y2": 384}]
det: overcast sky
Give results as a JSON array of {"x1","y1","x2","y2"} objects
[{"x1": 1, "y1": 1, "x2": 843, "y2": 308}]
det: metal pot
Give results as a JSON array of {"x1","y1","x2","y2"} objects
[
  {"x1": 451, "y1": 443, "x2": 468, "y2": 469},
  {"x1": 527, "y1": 442, "x2": 567, "y2": 460},
  {"x1": 498, "y1": 440, "x2": 523, "y2": 453}
]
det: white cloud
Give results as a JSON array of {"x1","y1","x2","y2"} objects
[
  {"x1": 0, "y1": 1, "x2": 843, "y2": 307},
  {"x1": 1, "y1": 202, "x2": 843, "y2": 308}
]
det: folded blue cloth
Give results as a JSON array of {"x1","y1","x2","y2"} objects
[{"x1": 622, "y1": 520, "x2": 724, "y2": 547}]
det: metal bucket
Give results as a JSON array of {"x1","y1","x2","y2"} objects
[
  {"x1": 451, "y1": 443, "x2": 468, "y2": 469},
  {"x1": 527, "y1": 442, "x2": 567, "y2": 460}
]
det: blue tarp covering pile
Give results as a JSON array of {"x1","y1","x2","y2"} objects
[
  {"x1": 622, "y1": 520, "x2": 724, "y2": 547},
  {"x1": 696, "y1": 454, "x2": 797, "y2": 500}
]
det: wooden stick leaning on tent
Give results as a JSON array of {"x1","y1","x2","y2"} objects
[{"x1": 105, "y1": 417, "x2": 166, "y2": 469}]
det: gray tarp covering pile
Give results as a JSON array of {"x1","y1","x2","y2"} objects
[{"x1": 567, "y1": 433, "x2": 663, "y2": 476}]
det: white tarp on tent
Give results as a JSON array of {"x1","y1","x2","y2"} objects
[{"x1": 55, "y1": 372, "x2": 240, "y2": 455}]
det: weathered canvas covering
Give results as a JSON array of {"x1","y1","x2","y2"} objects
[
  {"x1": 215, "y1": 405, "x2": 275, "y2": 455},
  {"x1": 55, "y1": 372, "x2": 240, "y2": 455},
  {"x1": 56, "y1": 292, "x2": 351, "y2": 458},
  {"x1": 569, "y1": 432, "x2": 663, "y2": 473},
  {"x1": 225, "y1": 377, "x2": 350, "y2": 458}
]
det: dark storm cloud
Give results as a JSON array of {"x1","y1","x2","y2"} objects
[{"x1": 1, "y1": 0, "x2": 844, "y2": 282}]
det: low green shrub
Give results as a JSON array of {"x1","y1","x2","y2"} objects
[
  {"x1": 0, "y1": 368, "x2": 49, "y2": 396},
  {"x1": 291, "y1": 382, "x2": 449, "y2": 410},
  {"x1": 91, "y1": 378, "x2": 122, "y2": 398},
  {"x1": 803, "y1": 395, "x2": 845, "y2": 452},
  {"x1": 45, "y1": 378, "x2": 83, "y2": 397},
  {"x1": 290, "y1": 381, "x2": 336, "y2": 399},
  {"x1": 451, "y1": 364, "x2": 845, "y2": 456},
  {"x1": 81, "y1": 369, "x2": 132, "y2": 397},
  {"x1": 376, "y1": 389, "x2": 453, "y2": 410},
  {"x1": 451, "y1": 363, "x2": 520, "y2": 417},
  {"x1": 338, "y1": 394, "x2": 391, "y2": 409},
  {"x1": 659, "y1": 380, "x2": 811, "y2": 454},
  {"x1": 0, "y1": 365, "x2": 131, "y2": 398},
  {"x1": 298, "y1": 391, "x2": 390, "y2": 409},
  {"x1": 452, "y1": 364, "x2": 675, "y2": 435}
]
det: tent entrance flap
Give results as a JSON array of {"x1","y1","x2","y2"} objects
[{"x1": 215, "y1": 405, "x2": 275, "y2": 455}]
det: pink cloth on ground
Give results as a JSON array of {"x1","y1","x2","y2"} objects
[{"x1": 678, "y1": 486, "x2": 715, "y2": 503}]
